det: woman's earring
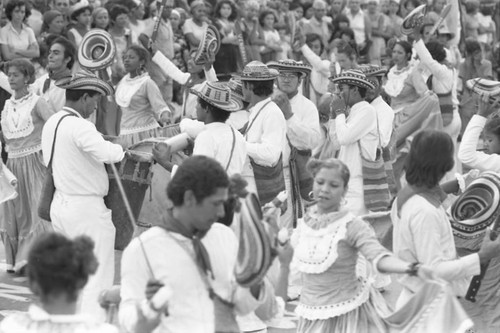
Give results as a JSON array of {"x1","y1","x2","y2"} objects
[
  {"x1": 308, "y1": 191, "x2": 315, "y2": 200},
  {"x1": 341, "y1": 197, "x2": 347, "y2": 206}
]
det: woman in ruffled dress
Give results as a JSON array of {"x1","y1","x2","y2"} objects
[
  {"x1": 115, "y1": 45, "x2": 171, "y2": 148},
  {"x1": 383, "y1": 40, "x2": 441, "y2": 188},
  {"x1": 0, "y1": 59, "x2": 53, "y2": 274},
  {"x1": 292, "y1": 158, "x2": 430, "y2": 332}
]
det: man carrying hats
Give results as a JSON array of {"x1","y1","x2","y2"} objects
[
  {"x1": 31, "y1": 36, "x2": 75, "y2": 114},
  {"x1": 267, "y1": 59, "x2": 321, "y2": 230},
  {"x1": 41, "y1": 71, "x2": 125, "y2": 320},
  {"x1": 235, "y1": 61, "x2": 287, "y2": 204},
  {"x1": 330, "y1": 69, "x2": 379, "y2": 215}
]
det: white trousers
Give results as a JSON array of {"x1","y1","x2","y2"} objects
[{"x1": 51, "y1": 190, "x2": 115, "y2": 321}]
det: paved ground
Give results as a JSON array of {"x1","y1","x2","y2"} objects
[{"x1": 0, "y1": 211, "x2": 400, "y2": 332}]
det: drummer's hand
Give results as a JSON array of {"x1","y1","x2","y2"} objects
[
  {"x1": 159, "y1": 111, "x2": 171, "y2": 126},
  {"x1": 153, "y1": 143, "x2": 173, "y2": 171},
  {"x1": 478, "y1": 229, "x2": 500, "y2": 264},
  {"x1": 416, "y1": 264, "x2": 434, "y2": 281},
  {"x1": 478, "y1": 95, "x2": 500, "y2": 117},
  {"x1": 145, "y1": 279, "x2": 165, "y2": 301}
]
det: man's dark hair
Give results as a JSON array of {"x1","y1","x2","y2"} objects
[
  {"x1": 50, "y1": 37, "x2": 76, "y2": 69},
  {"x1": 405, "y1": 130, "x2": 454, "y2": 188},
  {"x1": 198, "y1": 98, "x2": 231, "y2": 122},
  {"x1": 357, "y1": 86, "x2": 367, "y2": 98},
  {"x1": 425, "y1": 41, "x2": 447, "y2": 63},
  {"x1": 305, "y1": 33, "x2": 324, "y2": 55},
  {"x1": 109, "y1": 4, "x2": 130, "y2": 22},
  {"x1": 244, "y1": 80, "x2": 274, "y2": 97},
  {"x1": 65, "y1": 89, "x2": 100, "y2": 102},
  {"x1": 167, "y1": 156, "x2": 229, "y2": 206},
  {"x1": 5, "y1": 0, "x2": 31, "y2": 21}
]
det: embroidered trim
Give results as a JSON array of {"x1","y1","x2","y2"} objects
[
  {"x1": 6, "y1": 144, "x2": 42, "y2": 158},
  {"x1": 384, "y1": 63, "x2": 415, "y2": 98},
  {"x1": 120, "y1": 122, "x2": 159, "y2": 135},
  {"x1": 295, "y1": 278, "x2": 370, "y2": 320},
  {"x1": 1, "y1": 94, "x2": 39, "y2": 140},
  {"x1": 292, "y1": 210, "x2": 354, "y2": 274}
]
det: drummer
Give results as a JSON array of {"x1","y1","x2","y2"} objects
[
  {"x1": 41, "y1": 71, "x2": 124, "y2": 321},
  {"x1": 115, "y1": 44, "x2": 172, "y2": 148}
]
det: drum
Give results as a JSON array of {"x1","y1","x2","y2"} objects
[{"x1": 105, "y1": 139, "x2": 163, "y2": 250}]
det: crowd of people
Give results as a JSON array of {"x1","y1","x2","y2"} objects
[{"x1": 1, "y1": 0, "x2": 500, "y2": 332}]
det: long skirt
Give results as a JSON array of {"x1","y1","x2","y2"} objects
[{"x1": 0, "y1": 151, "x2": 52, "y2": 271}]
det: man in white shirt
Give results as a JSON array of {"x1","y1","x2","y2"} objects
[
  {"x1": 236, "y1": 61, "x2": 287, "y2": 204},
  {"x1": 31, "y1": 37, "x2": 74, "y2": 114},
  {"x1": 345, "y1": 0, "x2": 371, "y2": 59},
  {"x1": 41, "y1": 72, "x2": 124, "y2": 320},
  {"x1": 268, "y1": 60, "x2": 321, "y2": 229},
  {"x1": 119, "y1": 156, "x2": 267, "y2": 333}
]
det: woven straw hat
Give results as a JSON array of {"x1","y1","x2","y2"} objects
[
  {"x1": 330, "y1": 69, "x2": 375, "y2": 90},
  {"x1": 227, "y1": 78, "x2": 244, "y2": 101},
  {"x1": 234, "y1": 61, "x2": 279, "y2": 82},
  {"x1": 401, "y1": 4, "x2": 427, "y2": 35},
  {"x1": 451, "y1": 172, "x2": 500, "y2": 251},
  {"x1": 78, "y1": 29, "x2": 117, "y2": 71},
  {"x1": 267, "y1": 59, "x2": 312, "y2": 79},
  {"x1": 358, "y1": 64, "x2": 387, "y2": 87},
  {"x1": 56, "y1": 70, "x2": 114, "y2": 96},
  {"x1": 191, "y1": 81, "x2": 243, "y2": 112},
  {"x1": 193, "y1": 25, "x2": 221, "y2": 66}
]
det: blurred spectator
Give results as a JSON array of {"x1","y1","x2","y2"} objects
[
  {"x1": 127, "y1": 0, "x2": 147, "y2": 37},
  {"x1": 259, "y1": 10, "x2": 281, "y2": 63},
  {"x1": 36, "y1": 10, "x2": 65, "y2": 69},
  {"x1": 464, "y1": 0, "x2": 481, "y2": 39},
  {"x1": 345, "y1": 0, "x2": 371, "y2": 63},
  {"x1": 0, "y1": 0, "x2": 40, "y2": 61},
  {"x1": 387, "y1": 0, "x2": 403, "y2": 40},
  {"x1": 303, "y1": 0, "x2": 331, "y2": 51},
  {"x1": 240, "y1": 0, "x2": 265, "y2": 62},
  {"x1": 67, "y1": 1, "x2": 92, "y2": 48},
  {"x1": 183, "y1": 0, "x2": 208, "y2": 49},
  {"x1": 366, "y1": 0, "x2": 389, "y2": 66},
  {"x1": 91, "y1": 7, "x2": 110, "y2": 30},
  {"x1": 458, "y1": 38, "x2": 493, "y2": 135},
  {"x1": 108, "y1": 5, "x2": 134, "y2": 84},
  {"x1": 213, "y1": 0, "x2": 240, "y2": 74},
  {"x1": 49, "y1": 0, "x2": 70, "y2": 23}
]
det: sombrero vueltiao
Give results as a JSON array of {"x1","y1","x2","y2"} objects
[
  {"x1": 193, "y1": 25, "x2": 221, "y2": 66},
  {"x1": 450, "y1": 172, "x2": 500, "y2": 251},
  {"x1": 330, "y1": 69, "x2": 375, "y2": 90},
  {"x1": 56, "y1": 70, "x2": 114, "y2": 96},
  {"x1": 191, "y1": 81, "x2": 243, "y2": 112},
  {"x1": 358, "y1": 64, "x2": 387, "y2": 86},
  {"x1": 466, "y1": 78, "x2": 500, "y2": 103},
  {"x1": 234, "y1": 61, "x2": 279, "y2": 82},
  {"x1": 235, "y1": 193, "x2": 275, "y2": 287},
  {"x1": 227, "y1": 78, "x2": 244, "y2": 102},
  {"x1": 78, "y1": 29, "x2": 117, "y2": 71},
  {"x1": 267, "y1": 59, "x2": 312, "y2": 79},
  {"x1": 401, "y1": 4, "x2": 428, "y2": 35}
]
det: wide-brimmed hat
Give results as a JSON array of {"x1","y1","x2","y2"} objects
[
  {"x1": 267, "y1": 59, "x2": 312, "y2": 79},
  {"x1": 234, "y1": 61, "x2": 279, "y2": 82},
  {"x1": 193, "y1": 25, "x2": 221, "y2": 66},
  {"x1": 78, "y1": 29, "x2": 117, "y2": 71},
  {"x1": 56, "y1": 70, "x2": 114, "y2": 96},
  {"x1": 451, "y1": 172, "x2": 500, "y2": 251},
  {"x1": 358, "y1": 64, "x2": 387, "y2": 87},
  {"x1": 191, "y1": 81, "x2": 243, "y2": 112},
  {"x1": 330, "y1": 69, "x2": 375, "y2": 90},
  {"x1": 401, "y1": 4, "x2": 427, "y2": 35}
]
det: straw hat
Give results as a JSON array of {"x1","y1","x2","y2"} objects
[
  {"x1": 329, "y1": 69, "x2": 375, "y2": 90},
  {"x1": 401, "y1": 4, "x2": 428, "y2": 35},
  {"x1": 193, "y1": 25, "x2": 221, "y2": 66},
  {"x1": 56, "y1": 70, "x2": 114, "y2": 96},
  {"x1": 78, "y1": 29, "x2": 116, "y2": 71},
  {"x1": 227, "y1": 78, "x2": 244, "y2": 101},
  {"x1": 234, "y1": 61, "x2": 279, "y2": 82},
  {"x1": 267, "y1": 59, "x2": 312, "y2": 79},
  {"x1": 358, "y1": 64, "x2": 387, "y2": 87},
  {"x1": 191, "y1": 81, "x2": 243, "y2": 112}
]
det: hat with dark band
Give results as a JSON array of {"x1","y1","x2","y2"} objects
[
  {"x1": 330, "y1": 69, "x2": 375, "y2": 90},
  {"x1": 358, "y1": 64, "x2": 387, "y2": 87},
  {"x1": 234, "y1": 61, "x2": 279, "y2": 82},
  {"x1": 227, "y1": 78, "x2": 244, "y2": 102},
  {"x1": 267, "y1": 59, "x2": 312, "y2": 78},
  {"x1": 191, "y1": 81, "x2": 243, "y2": 112},
  {"x1": 56, "y1": 71, "x2": 114, "y2": 96},
  {"x1": 193, "y1": 25, "x2": 221, "y2": 66}
]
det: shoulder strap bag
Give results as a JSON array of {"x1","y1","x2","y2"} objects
[
  {"x1": 245, "y1": 101, "x2": 286, "y2": 205},
  {"x1": 38, "y1": 113, "x2": 75, "y2": 221}
]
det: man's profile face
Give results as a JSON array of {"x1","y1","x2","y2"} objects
[{"x1": 190, "y1": 188, "x2": 228, "y2": 232}]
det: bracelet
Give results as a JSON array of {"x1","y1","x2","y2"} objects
[{"x1": 406, "y1": 262, "x2": 421, "y2": 276}]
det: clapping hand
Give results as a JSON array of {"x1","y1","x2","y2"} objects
[
  {"x1": 272, "y1": 90, "x2": 293, "y2": 120},
  {"x1": 329, "y1": 93, "x2": 347, "y2": 118}
]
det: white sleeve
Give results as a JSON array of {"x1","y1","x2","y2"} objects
[
  {"x1": 287, "y1": 103, "x2": 321, "y2": 151},
  {"x1": 335, "y1": 107, "x2": 376, "y2": 145},
  {"x1": 458, "y1": 115, "x2": 500, "y2": 172},
  {"x1": 74, "y1": 121, "x2": 125, "y2": 163}
]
